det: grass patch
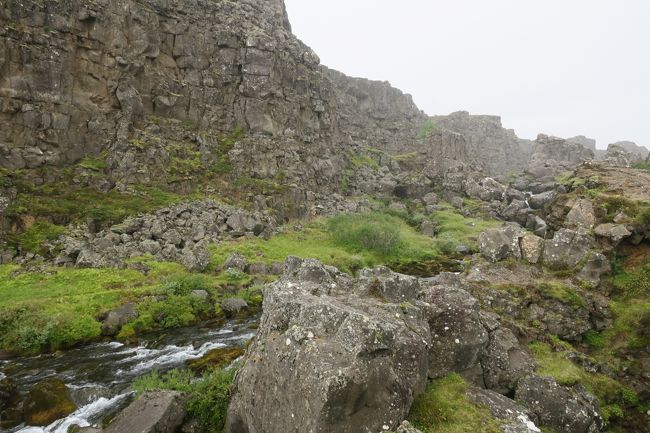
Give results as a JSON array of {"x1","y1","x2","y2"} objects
[
  {"x1": 0, "y1": 260, "x2": 248, "y2": 353},
  {"x1": 632, "y1": 161, "x2": 650, "y2": 171},
  {"x1": 133, "y1": 367, "x2": 235, "y2": 433},
  {"x1": 407, "y1": 373, "x2": 501, "y2": 433},
  {"x1": 430, "y1": 204, "x2": 500, "y2": 253}
]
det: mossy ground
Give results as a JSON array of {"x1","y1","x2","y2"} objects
[{"x1": 407, "y1": 374, "x2": 501, "y2": 433}]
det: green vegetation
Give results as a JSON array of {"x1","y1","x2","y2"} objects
[
  {"x1": 77, "y1": 154, "x2": 108, "y2": 172},
  {"x1": 632, "y1": 161, "x2": 650, "y2": 171},
  {"x1": 0, "y1": 259, "x2": 259, "y2": 354},
  {"x1": 350, "y1": 155, "x2": 380, "y2": 171},
  {"x1": 407, "y1": 374, "x2": 501, "y2": 433},
  {"x1": 429, "y1": 204, "x2": 500, "y2": 252},
  {"x1": 7, "y1": 220, "x2": 66, "y2": 254},
  {"x1": 133, "y1": 367, "x2": 235, "y2": 433},
  {"x1": 417, "y1": 118, "x2": 438, "y2": 139},
  {"x1": 537, "y1": 282, "x2": 585, "y2": 309},
  {"x1": 327, "y1": 212, "x2": 432, "y2": 261},
  {"x1": 529, "y1": 341, "x2": 640, "y2": 427}
]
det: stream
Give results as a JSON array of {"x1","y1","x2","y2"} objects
[{"x1": 0, "y1": 320, "x2": 257, "y2": 433}]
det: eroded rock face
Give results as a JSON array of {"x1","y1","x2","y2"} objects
[{"x1": 526, "y1": 135, "x2": 594, "y2": 181}]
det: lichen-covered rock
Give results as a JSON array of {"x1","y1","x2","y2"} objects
[
  {"x1": 565, "y1": 198, "x2": 596, "y2": 230},
  {"x1": 515, "y1": 376, "x2": 603, "y2": 433},
  {"x1": 467, "y1": 387, "x2": 541, "y2": 433},
  {"x1": 542, "y1": 229, "x2": 594, "y2": 270},
  {"x1": 478, "y1": 224, "x2": 526, "y2": 262},
  {"x1": 220, "y1": 298, "x2": 249, "y2": 318},
  {"x1": 223, "y1": 253, "x2": 249, "y2": 272},
  {"x1": 480, "y1": 327, "x2": 535, "y2": 395},
  {"x1": 578, "y1": 253, "x2": 611, "y2": 288},
  {"x1": 421, "y1": 285, "x2": 489, "y2": 379},
  {"x1": 23, "y1": 379, "x2": 77, "y2": 426},
  {"x1": 227, "y1": 259, "x2": 430, "y2": 433},
  {"x1": 593, "y1": 223, "x2": 631, "y2": 245},
  {"x1": 520, "y1": 234, "x2": 544, "y2": 264},
  {"x1": 57, "y1": 200, "x2": 275, "y2": 270}
]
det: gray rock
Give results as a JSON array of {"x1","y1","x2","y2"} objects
[
  {"x1": 101, "y1": 303, "x2": 138, "y2": 336},
  {"x1": 542, "y1": 229, "x2": 594, "y2": 270},
  {"x1": 357, "y1": 266, "x2": 421, "y2": 303},
  {"x1": 578, "y1": 253, "x2": 611, "y2": 288},
  {"x1": 220, "y1": 298, "x2": 249, "y2": 318},
  {"x1": 224, "y1": 253, "x2": 249, "y2": 272},
  {"x1": 478, "y1": 224, "x2": 526, "y2": 262},
  {"x1": 420, "y1": 220, "x2": 435, "y2": 237},
  {"x1": 527, "y1": 191, "x2": 556, "y2": 210},
  {"x1": 422, "y1": 192, "x2": 439, "y2": 206},
  {"x1": 180, "y1": 247, "x2": 211, "y2": 272},
  {"x1": 227, "y1": 259, "x2": 430, "y2": 433},
  {"x1": 515, "y1": 376, "x2": 603, "y2": 433},
  {"x1": 594, "y1": 223, "x2": 631, "y2": 244},
  {"x1": 396, "y1": 421, "x2": 424, "y2": 433},
  {"x1": 190, "y1": 290, "x2": 210, "y2": 301},
  {"x1": 421, "y1": 285, "x2": 489, "y2": 379},
  {"x1": 467, "y1": 387, "x2": 541, "y2": 433},
  {"x1": 105, "y1": 391, "x2": 187, "y2": 433},
  {"x1": 480, "y1": 327, "x2": 535, "y2": 394},
  {"x1": 565, "y1": 199, "x2": 596, "y2": 230},
  {"x1": 520, "y1": 234, "x2": 544, "y2": 264},
  {"x1": 248, "y1": 262, "x2": 269, "y2": 275}
]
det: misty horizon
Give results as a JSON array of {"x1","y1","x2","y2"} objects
[{"x1": 284, "y1": 0, "x2": 650, "y2": 150}]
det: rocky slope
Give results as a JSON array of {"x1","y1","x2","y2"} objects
[{"x1": 1, "y1": 1, "x2": 649, "y2": 433}]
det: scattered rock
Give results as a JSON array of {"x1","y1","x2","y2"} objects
[
  {"x1": 594, "y1": 223, "x2": 631, "y2": 244},
  {"x1": 565, "y1": 198, "x2": 596, "y2": 230},
  {"x1": 542, "y1": 229, "x2": 594, "y2": 270},
  {"x1": 467, "y1": 387, "x2": 541, "y2": 433},
  {"x1": 519, "y1": 234, "x2": 544, "y2": 264},
  {"x1": 578, "y1": 252, "x2": 611, "y2": 288},
  {"x1": 396, "y1": 420, "x2": 424, "y2": 433}
]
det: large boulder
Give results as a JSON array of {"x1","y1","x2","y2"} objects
[
  {"x1": 227, "y1": 259, "x2": 431, "y2": 433},
  {"x1": 104, "y1": 391, "x2": 187, "y2": 433},
  {"x1": 593, "y1": 223, "x2": 631, "y2": 245},
  {"x1": 478, "y1": 224, "x2": 526, "y2": 262},
  {"x1": 542, "y1": 229, "x2": 594, "y2": 270},
  {"x1": 515, "y1": 376, "x2": 603, "y2": 433}
]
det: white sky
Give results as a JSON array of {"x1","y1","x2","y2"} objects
[{"x1": 284, "y1": 0, "x2": 650, "y2": 149}]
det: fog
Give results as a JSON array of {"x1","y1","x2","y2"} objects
[{"x1": 284, "y1": 0, "x2": 650, "y2": 149}]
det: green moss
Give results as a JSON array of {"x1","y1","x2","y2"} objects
[
  {"x1": 133, "y1": 368, "x2": 235, "y2": 433},
  {"x1": 408, "y1": 373, "x2": 502, "y2": 433},
  {"x1": 430, "y1": 204, "x2": 500, "y2": 253},
  {"x1": 537, "y1": 282, "x2": 585, "y2": 309}
]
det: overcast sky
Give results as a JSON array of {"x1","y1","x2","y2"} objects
[{"x1": 284, "y1": 0, "x2": 650, "y2": 149}]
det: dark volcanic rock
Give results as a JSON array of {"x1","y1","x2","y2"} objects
[{"x1": 23, "y1": 379, "x2": 77, "y2": 426}]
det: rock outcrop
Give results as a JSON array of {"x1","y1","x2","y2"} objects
[
  {"x1": 526, "y1": 135, "x2": 594, "y2": 181},
  {"x1": 228, "y1": 258, "x2": 560, "y2": 433}
]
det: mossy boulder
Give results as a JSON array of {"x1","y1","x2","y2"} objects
[
  {"x1": 187, "y1": 347, "x2": 244, "y2": 373},
  {"x1": 23, "y1": 378, "x2": 76, "y2": 426}
]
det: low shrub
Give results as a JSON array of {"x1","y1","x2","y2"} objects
[{"x1": 133, "y1": 367, "x2": 236, "y2": 433}]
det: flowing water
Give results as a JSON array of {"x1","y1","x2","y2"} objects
[{"x1": 0, "y1": 320, "x2": 257, "y2": 433}]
